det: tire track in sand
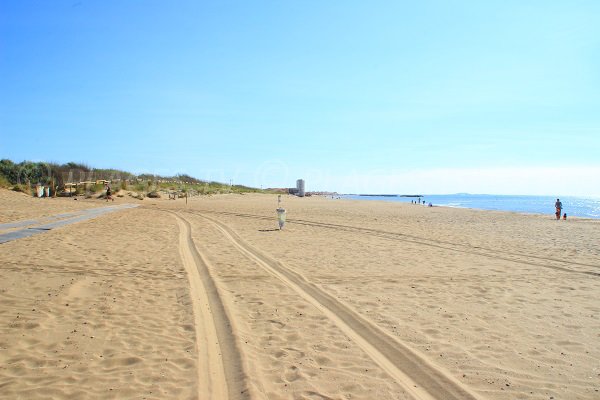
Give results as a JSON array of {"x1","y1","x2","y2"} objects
[
  {"x1": 198, "y1": 212, "x2": 482, "y2": 400},
  {"x1": 173, "y1": 212, "x2": 249, "y2": 400},
  {"x1": 191, "y1": 209, "x2": 600, "y2": 277}
]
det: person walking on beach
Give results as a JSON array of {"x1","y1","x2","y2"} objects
[
  {"x1": 106, "y1": 185, "x2": 114, "y2": 202},
  {"x1": 555, "y1": 198, "x2": 562, "y2": 220}
]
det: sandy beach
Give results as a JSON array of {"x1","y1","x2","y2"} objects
[{"x1": 1, "y1": 189, "x2": 599, "y2": 399}]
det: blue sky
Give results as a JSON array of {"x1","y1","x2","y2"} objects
[{"x1": 1, "y1": 1, "x2": 599, "y2": 195}]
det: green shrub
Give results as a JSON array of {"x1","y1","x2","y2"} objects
[
  {"x1": 0, "y1": 174, "x2": 10, "y2": 188},
  {"x1": 12, "y1": 184, "x2": 31, "y2": 194}
]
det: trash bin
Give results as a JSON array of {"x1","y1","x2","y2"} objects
[{"x1": 276, "y1": 207, "x2": 286, "y2": 230}]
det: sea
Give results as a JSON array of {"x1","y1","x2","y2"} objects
[{"x1": 340, "y1": 194, "x2": 600, "y2": 219}]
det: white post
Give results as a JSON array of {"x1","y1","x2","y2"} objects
[{"x1": 276, "y1": 195, "x2": 286, "y2": 230}]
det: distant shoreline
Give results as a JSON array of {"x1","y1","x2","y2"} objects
[
  {"x1": 340, "y1": 193, "x2": 600, "y2": 220},
  {"x1": 356, "y1": 194, "x2": 422, "y2": 198}
]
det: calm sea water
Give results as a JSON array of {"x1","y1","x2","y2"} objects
[{"x1": 341, "y1": 194, "x2": 600, "y2": 219}]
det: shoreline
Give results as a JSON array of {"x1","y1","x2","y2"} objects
[{"x1": 336, "y1": 193, "x2": 600, "y2": 220}]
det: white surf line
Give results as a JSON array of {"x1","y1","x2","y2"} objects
[
  {"x1": 173, "y1": 213, "x2": 250, "y2": 400},
  {"x1": 199, "y1": 213, "x2": 483, "y2": 400}
]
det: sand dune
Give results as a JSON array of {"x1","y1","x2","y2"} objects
[{"x1": 1, "y1": 189, "x2": 599, "y2": 399}]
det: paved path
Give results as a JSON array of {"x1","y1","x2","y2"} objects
[{"x1": 0, "y1": 204, "x2": 139, "y2": 244}]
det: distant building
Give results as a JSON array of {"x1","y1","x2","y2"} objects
[
  {"x1": 296, "y1": 179, "x2": 305, "y2": 197},
  {"x1": 286, "y1": 179, "x2": 306, "y2": 197}
]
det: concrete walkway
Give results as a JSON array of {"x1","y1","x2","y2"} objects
[{"x1": 0, "y1": 204, "x2": 139, "y2": 244}]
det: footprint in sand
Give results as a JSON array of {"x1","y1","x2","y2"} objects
[
  {"x1": 423, "y1": 328, "x2": 441, "y2": 336},
  {"x1": 315, "y1": 355, "x2": 332, "y2": 366},
  {"x1": 301, "y1": 391, "x2": 335, "y2": 400},
  {"x1": 313, "y1": 344, "x2": 329, "y2": 352},
  {"x1": 284, "y1": 347, "x2": 305, "y2": 358},
  {"x1": 181, "y1": 324, "x2": 194, "y2": 332},
  {"x1": 273, "y1": 349, "x2": 288, "y2": 359},
  {"x1": 267, "y1": 319, "x2": 285, "y2": 329},
  {"x1": 104, "y1": 356, "x2": 143, "y2": 367},
  {"x1": 284, "y1": 365, "x2": 302, "y2": 382}
]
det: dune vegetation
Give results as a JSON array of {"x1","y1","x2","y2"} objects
[{"x1": 0, "y1": 159, "x2": 265, "y2": 197}]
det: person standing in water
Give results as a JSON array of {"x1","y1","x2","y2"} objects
[{"x1": 555, "y1": 198, "x2": 562, "y2": 220}]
